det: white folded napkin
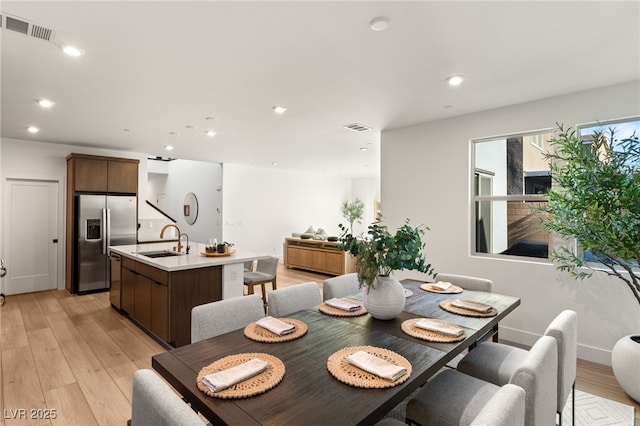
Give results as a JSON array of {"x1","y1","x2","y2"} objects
[
  {"x1": 325, "y1": 298, "x2": 361, "y2": 312},
  {"x1": 432, "y1": 281, "x2": 452, "y2": 291},
  {"x1": 415, "y1": 318, "x2": 464, "y2": 337},
  {"x1": 256, "y1": 316, "x2": 296, "y2": 336},
  {"x1": 451, "y1": 299, "x2": 493, "y2": 313},
  {"x1": 346, "y1": 350, "x2": 407, "y2": 382},
  {"x1": 202, "y1": 358, "x2": 268, "y2": 392}
]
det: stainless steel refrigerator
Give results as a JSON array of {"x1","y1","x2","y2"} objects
[{"x1": 76, "y1": 194, "x2": 137, "y2": 293}]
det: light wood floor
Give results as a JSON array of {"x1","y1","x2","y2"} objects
[{"x1": 1, "y1": 263, "x2": 637, "y2": 425}]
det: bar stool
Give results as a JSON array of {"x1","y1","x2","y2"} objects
[{"x1": 244, "y1": 257, "x2": 279, "y2": 312}]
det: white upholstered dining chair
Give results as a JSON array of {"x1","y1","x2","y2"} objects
[
  {"x1": 457, "y1": 310, "x2": 577, "y2": 426},
  {"x1": 407, "y1": 335, "x2": 557, "y2": 426},
  {"x1": 191, "y1": 294, "x2": 264, "y2": 343},
  {"x1": 322, "y1": 273, "x2": 360, "y2": 301},
  {"x1": 434, "y1": 273, "x2": 493, "y2": 292},
  {"x1": 267, "y1": 281, "x2": 322, "y2": 317},
  {"x1": 130, "y1": 369, "x2": 205, "y2": 426}
]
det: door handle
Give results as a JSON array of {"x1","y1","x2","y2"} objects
[
  {"x1": 0, "y1": 258, "x2": 6, "y2": 278},
  {"x1": 102, "y1": 209, "x2": 108, "y2": 255}
]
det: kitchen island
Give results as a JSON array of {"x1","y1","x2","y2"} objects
[{"x1": 109, "y1": 242, "x2": 268, "y2": 347}]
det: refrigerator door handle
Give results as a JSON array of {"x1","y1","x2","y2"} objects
[{"x1": 102, "y1": 208, "x2": 109, "y2": 255}]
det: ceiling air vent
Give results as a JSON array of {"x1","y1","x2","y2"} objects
[
  {"x1": 6, "y1": 16, "x2": 28, "y2": 34},
  {"x1": 1, "y1": 13, "x2": 56, "y2": 41},
  {"x1": 343, "y1": 123, "x2": 372, "y2": 132},
  {"x1": 31, "y1": 23, "x2": 53, "y2": 41}
]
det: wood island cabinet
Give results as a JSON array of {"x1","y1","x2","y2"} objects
[
  {"x1": 119, "y1": 256, "x2": 221, "y2": 347},
  {"x1": 284, "y1": 238, "x2": 355, "y2": 276},
  {"x1": 121, "y1": 263, "x2": 136, "y2": 314}
]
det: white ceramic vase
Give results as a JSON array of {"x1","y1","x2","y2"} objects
[
  {"x1": 611, "y1": 334, "x2": 640, "y2": 403},
  {"x1": 362, "y1": 275, "x2": 405, "y2": 320}
]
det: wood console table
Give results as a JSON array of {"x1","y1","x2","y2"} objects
[{"x1": 284, "y1": 237, "x2": 355, "y2": 276}]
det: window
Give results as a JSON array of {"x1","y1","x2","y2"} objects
[
  {"x1": 530, "y1": 134, "x2": 544, "y2": 150},
  {"x1": 472, "y1": 130, "x2": 552, "y2": 259},
  {"x1": 576, "y1": 116, "x2": 640, "y2": 269}
]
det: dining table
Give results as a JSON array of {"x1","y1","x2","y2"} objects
[{"x1": 152, "y1": 279, "x2": 520, "y2": 426}]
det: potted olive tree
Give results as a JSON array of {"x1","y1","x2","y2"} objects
[
  {"x1": 340, "y1": 218, "x2": 434, "y2": 319},
  {"x1": 541, "y1": 123, "x2": 639, "y2": 401},
  {"x1": 341, "y1": 198, "x2": 365, "y2": 235}
]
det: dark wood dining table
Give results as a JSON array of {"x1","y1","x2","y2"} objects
[{"x1": 152, "y1": 279, "x2": 520, "y2": 426}]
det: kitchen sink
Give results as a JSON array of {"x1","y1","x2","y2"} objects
[{"x1": 137, "y1": 250, "x2": 184, "y2": 258}]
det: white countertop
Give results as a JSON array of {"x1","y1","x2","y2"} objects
[{"x1": 109, "y1": 242, "x2": 269, "y2": 272}]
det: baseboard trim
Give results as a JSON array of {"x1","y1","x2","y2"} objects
[{"x1": 499, "y1": 326, "x2": 613, "y2": 366}]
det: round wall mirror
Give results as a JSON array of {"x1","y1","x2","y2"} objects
[{"x1": 183, "y1": 192, "x2": 199, "y2": 225}]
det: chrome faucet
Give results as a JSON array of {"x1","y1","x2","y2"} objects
[{"x1": 160, "y1": 224, "x2": 184, "y2": 253}]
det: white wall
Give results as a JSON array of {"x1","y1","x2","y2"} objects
[
  {"x1": 0, "y1": 138, "x2": 151, "y2": 290},
  {"x1": 163, "y1": 159, "x2": 223, "y2": 245},
  {"x1": 222, "y1": 164, "x2": 368, "y2": 257},
  {"x1": 0, "y1": 140, "x2": 380, "y2": 290},
  {"x1": 351, "y1": 177, "x2": 380, "y2": 236},
  {"x1": 382, "y1": 81, "x2": 640, "y2": 365},
  {"x1": 141, "y1": 159, "x2": 225, "y2": 245}
]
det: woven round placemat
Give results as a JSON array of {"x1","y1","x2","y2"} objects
[
  {"x1": 439, "y1": 300, "x2": 498, "y2": 317},
  {"x1": 326, "y1": 346, "x2": 412, "y2": 389},
  {"x1": 401, "y1": 318, "x2": 466, "y2": 343},
  {"x1": 319, "y1": 302, "x2": 367, "y2": 317},
  {"x1": 196, "y1": 352, "x2": 285, "y2": 399},
  {"x1": 243, "y1": 318, "x2": 308, "y2": 343},
  {"x1": 420, "y1": 283, "x2": 463, "y2": 294}
]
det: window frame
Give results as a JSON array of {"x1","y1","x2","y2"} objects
[{"x1": 470, "y1": 128, "x2": 553, "y2": 262}]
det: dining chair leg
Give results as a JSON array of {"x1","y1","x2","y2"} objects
[
  {"x1": 260, "y1": 282, "x2": 268, "y2": 313},
  {"x1": 558, "y1": 382, "x2": 575, "y2": 426},
  {"x1": 246, "y1": 283, "x2": 255, "y2": 295},
  {"x1": 571, "y1": 381, "x2": 575, "y2": 425}
]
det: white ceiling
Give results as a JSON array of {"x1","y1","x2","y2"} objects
[{"x1": 2, "y1": 1, "x2": 639, "y2": 177}]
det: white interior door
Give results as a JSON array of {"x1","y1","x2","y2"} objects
[{"x1": 3, "y1": 180, "x2": 58, "y2": 295}]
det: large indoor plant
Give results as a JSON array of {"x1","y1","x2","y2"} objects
[
  {"x1": 341, "y1": 198, "x2": 365, "y2": 234},
  {"x1": 542, "y1": 123, "x2": 639, "y2": 401},
  {"x1": 340, "y1": 217, "x2": 434, "y2": 319}
]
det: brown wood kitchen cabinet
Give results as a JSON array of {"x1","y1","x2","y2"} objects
[
  {"x1": 117, "y1": 256, "x2": 220, "y2": 347},
  {"x1": 121, "y1": 257, "x2": 136, "y2": 314},
  {"x1": 67, "y1": 153, "x2": 138, "y2": 193},
  {"x1": 65, "y1": 153, "x2": 139, "y2": 293}
]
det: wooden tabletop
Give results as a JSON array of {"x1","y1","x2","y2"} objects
[{"x1": 152, "y1": 279, "x2": 520, "y2": 426}]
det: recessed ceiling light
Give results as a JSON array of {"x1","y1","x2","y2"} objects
[
  {"x1": 165, "y1": 145, "x2": 174, "y2": 151},
  {"x1": 27, "y1": 126, "x2": 39, "y2": 133},
  {"x1": 206, "y1": 130, "x2": 217, "y2": 137},
  {"x1": 360, "y1": 147, "x2": 368, "y2": 151},
  {"x1": 62, "y1": 45, "x2": 83, "y2": 57},
  {"x1": 123, "y1": 128, "x2": 131, "y2": 132},
  {"x1": 272, "y1": 106, "x2": 287, "y2": 114},
  {"x1": 169, "y1": 131, "x2": 180, "y2": 136},
  {"x1": 272, "y1": 161, "x2": 278, "y2": 166},
  {"x1": 443, "y1": 105, "x2": 453, "y2": 109},
  {"x1": 446, "y1": 75, "x2": 464, "y2": 86},
  {"x1": 185, "y1": 125, "x2": 197, "y2": 130},
  {"x1": 38, "y1": 99, "x2": 54, "y2": 108},
  {"x1": 369, "y1": 17, "x2": 391, "y2": 31}
]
